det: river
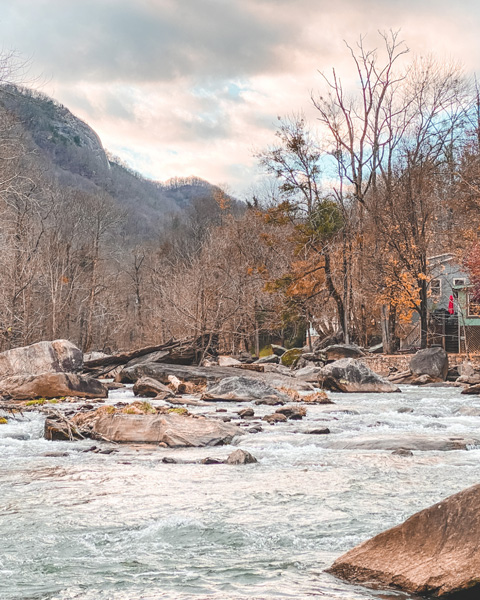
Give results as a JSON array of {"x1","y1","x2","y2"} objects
[{"x1": 1, "y1": 385, "x2": 479, "y2": 600}]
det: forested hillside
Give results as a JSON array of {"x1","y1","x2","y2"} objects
[
  {"x1": 2, "y1": 33, "x2": 480, "y2": 356},
  {"x1": 0, "y1": 84, "x2": 230, "y2": 236},
  {"x1": 0, "y1": 83, "x2": 247, "y2": 352}
]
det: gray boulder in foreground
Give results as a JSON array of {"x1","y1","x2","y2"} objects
[
  {"x1": 410, "y1": 347, "x2": 448, "y2": 381},
  {"x1": 0, "y1": 372, "x2": 107, "y2": 400},
  {"x1": 202, "y1": 376, "x2": 290, "y2": 402},
  {"x1": 327, "y1": 483, "x2": 480, "y2": 597},
  {"x1": 71, "y1": 411, "x2": 243, "y2": 447},
  {"x1": 318, "y1": 358, "x2": 400, "y2": 393},
  {"x1": 0, "y1": 339, "x2": 82, "y2": 378}
]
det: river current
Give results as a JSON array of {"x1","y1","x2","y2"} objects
[{"x1": 1, "y1": 385, "x2": 480, "y2": 600}]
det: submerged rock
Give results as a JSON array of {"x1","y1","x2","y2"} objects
[
  {"x1": 461, "y1": 383, "x2": 480, "y2": 395},
  {"x1": 275, "y1": 405, "x2": 306, "y2": 420},
  {"x1": 323, "y1": 433, "x2": 480, "y2": 451},
  {"x1": 318, "y1": 359, "x2": 400, "y2": 393},
  {"x1": 237, "y1": 408, "x2": 254, "y2": 418},
  {"x1": 327, "y1": 483, "x2": 480, "y2": 597},
  {"x1": 392, "y1": 448, "x2": 413, "y2": 457},
  {"x1": 307, "y1": 428, "x2": 330, "y2": 435},
  {"x1": 161, "y1": 448, "x2": 257, "y2": 465},
  {"x1": 226, "y1": 449, "x2": 257, "y2": 464},
  {"x1": 263, "y1": 413, "x2": 287, "y2": 424}
]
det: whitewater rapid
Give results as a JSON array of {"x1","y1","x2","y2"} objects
[{"x1": 1, "y1": 385, "x2": 480, "y2": 599}]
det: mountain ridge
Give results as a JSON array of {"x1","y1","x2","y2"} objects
[{"x1": 0, "y1": 84, "x2": 228, "y2": 236}]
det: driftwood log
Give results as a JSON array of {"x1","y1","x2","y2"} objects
[{"x1": 83, "y1": 335, "x2": 219, "y2": 377}]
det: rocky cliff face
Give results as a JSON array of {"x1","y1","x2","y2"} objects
[{"x1": 0, "y1": 84, "x2": 236, "y2": 237}]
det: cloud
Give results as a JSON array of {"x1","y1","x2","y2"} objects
[
  {"x1": 1, "y1": 0, "x2": 480, "y2": 195},
  {"x1": 0, "y1": 0, "x2": 318, "y2": 83}
]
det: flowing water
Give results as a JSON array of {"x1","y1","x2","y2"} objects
[{"x1": 2, "y1": 385, "x2": 480, "y2": 600}]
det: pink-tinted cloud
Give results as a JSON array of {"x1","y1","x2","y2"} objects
[{"x1": 0, "y1": 0, "x2": 479, "y2": 194}]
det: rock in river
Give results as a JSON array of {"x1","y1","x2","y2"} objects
[
  {"x1": 0, "y1": 339, "x2": 83, "y2": 377},
  {"x1": 318, "y1": 358, "x2": 400, "y2": 393},
  {"x1": 0, "y1": 372, "x2": 107, "y2": 400},
  {"x1": 410, "y1": 347, "x2": 448, "y2": 381},
  {"x1": 69, "y1": 409, "x2": 243, "y2": 447},
  {"x1": 226, "y1": 449, "x2": 257, "y2": 464},
  {"x1": 120, "y1": 363, "x2": 313, "y2": 391},
  {"x1": 133, "y1": 377, "x2": 173, "y2": 399},
  {"x1": 323, "y1": 433, "x2": 480, "y2": 452},
  {"x1": 327, "y1": 482, "x2": 480, "y2": 597},
  {"x1": 202, "y1": 376, "x2": 291, "y2": 403},
  {"x1": 323, "y1": 344, "x2": 365, "y2": 361}
]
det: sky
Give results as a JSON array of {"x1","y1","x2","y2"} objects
[{"x1": 0, "y1": 0, "x2": 479, "y2": 197}]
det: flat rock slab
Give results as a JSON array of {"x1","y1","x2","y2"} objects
[
  {"x1": 323, "y1": 433, "x2": 480, "y2": 452},
  {"x1": 323, "y1": 344, "x2": 365, "y2": 360},
  {"x1": 202, "y1": 376, "x2": 291, "y2": 403},
  {"x1": 327, "y1": 483, "x2": 480, "y2": 597},
  {"x1": 0, "y1": 372, "x2": 107, "y2": 400},
  {"x1": 0, "y1": 339, "x2": 82, "y2": 378},
  {"x1": 72, "y1": 411, "x2": 243, "y2": 447},
  {"x1": 120, "y1": 363, "x2": 312, "y2": 391}
]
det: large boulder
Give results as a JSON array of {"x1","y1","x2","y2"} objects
[
  {"x1": 226, "y1": 449, "x2": 257, "y2": 464},
  {"x1": 318, "y1": 359, "x2": 400, "y2": 393},
  {"x1": 133, "y1": 377, "x2": 173, "y2": 398},
  {"x1": 280, "y1": 348, "x2": 303, "y2": 367},
  {"x1": 461, "y1": 383, "x2": 480, "y2": 395},
  {"x1": 327, "y1": 483, "x2": 480, "y2": 597},
  {"x1": 202, "y1": 376, "x2": 290, "y2": 403},
  {"x1": 323, "y1": 344, "x2": 365, "y2": 361},
  {"x1": 271, "y1": 344, "x2": 287, "y2": 356},
  {"x1": 295, "y1": 365, "x2": 323, "y2": 382},
  {"x1": 0, "y1": 372, "x2": 107, "y2": 400},
  {"x1": 70, "y1": 410, "x2": 242, "y2": 446},
  {"x1": 0, "y1": 339, "x2": 82, "y2": 378},
  {"x1": 410, "y1": 347, "x2": 448, "y2": 381}
]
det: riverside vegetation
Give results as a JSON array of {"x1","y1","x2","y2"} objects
[{"x1": 2, "y1": 32, "x2": 480, "y2": 357}]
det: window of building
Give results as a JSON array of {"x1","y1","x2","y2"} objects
[
  {"x1": 453, "y1": 278, "x2": 466, "y2": 287},
  {"x1": 430, "y1": 278, "x2": 441, "y2": 297},
  {"x1": 468, "y1": 293, "x2": 480, "y2": 317}
]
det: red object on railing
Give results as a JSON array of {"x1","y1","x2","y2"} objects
[{"x1": 448, "y1": 295, "x2": 454, "y2": 315}]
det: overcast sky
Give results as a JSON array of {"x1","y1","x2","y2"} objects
[{"x1": 0, "y1": 0, "x2": 478, "y2": 196}]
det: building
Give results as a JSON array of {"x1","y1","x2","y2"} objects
[{"x1": 399, "y1": 254, "x2": 470, "y2": 352}]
